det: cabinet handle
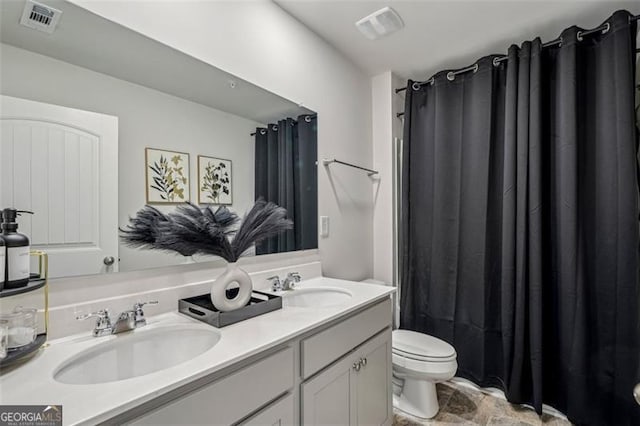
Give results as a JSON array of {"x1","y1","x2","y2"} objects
[{"x1": 353, "y1": 361, "x2": 361, "y2": 372}]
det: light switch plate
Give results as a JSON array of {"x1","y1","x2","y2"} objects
[{"x1": 320, "y1": 216, "x2": 329, "y2": 238}]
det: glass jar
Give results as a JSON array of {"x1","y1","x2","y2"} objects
[{"x1": 0, "y1": 306, "x2": 37, "y2": 349}]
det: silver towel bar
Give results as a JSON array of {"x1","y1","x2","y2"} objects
[{"x1": 322, "y1": 158, "x2": 379, "y2": 176}]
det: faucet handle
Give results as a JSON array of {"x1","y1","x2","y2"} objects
[
  {"x1": 133, "y1": 301, "x2": 158, "y2": 326},
  {"x1": 287, "y1": 272, "x2": 302, "y2": 282},
  {"x1": 268, "y1": 276, "x2": 282, "y2": 292},
  {"x1": 133, "y1": 301, "x2": 158, "y2": 310},
  {"x1": 76, "y1": 309, "x2": 112, "y2": 336},
  {"x1": 76, "y1": 309, "x2": 110, "y2": 322}
]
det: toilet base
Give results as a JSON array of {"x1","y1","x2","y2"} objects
[{"x1": 393, "y1": 376, "x2": 439, "y2": 419}]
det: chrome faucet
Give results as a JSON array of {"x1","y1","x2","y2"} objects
[
  {"x1": 283, "y1": 272, "x2": 301, "y2": 290},
  {"x1": 112, "y1": 310, "x2": 136, "y2": 334},
  {"x1": 269, "y1": 272, "x2": 302, "y2": 292},
  {"x1": 77, "y1": 301, "x2": 158, "y2": 337}
]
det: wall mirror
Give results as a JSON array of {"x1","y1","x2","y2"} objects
[{"x1": 0, "y1": 0, "x2": 318, "y2": 279}]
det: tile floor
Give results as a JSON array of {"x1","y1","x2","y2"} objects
[{"x1": 393, "y1": 381, "x2": 572, "y2": 426}]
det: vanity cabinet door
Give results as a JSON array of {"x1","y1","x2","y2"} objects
[
  {"x1": 354, "y1": 328, "x2": 392, "y2": 426},
  {"x1": 301, "y1": 353, "x2": 356, "y2": 425},
  {"x1": 301, "y1": 328, "x2": 391, "y2": 426}
]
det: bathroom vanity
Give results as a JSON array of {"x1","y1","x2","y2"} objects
[{"x1": 0, "y1": 278, "x2": 394, "y2": 425}]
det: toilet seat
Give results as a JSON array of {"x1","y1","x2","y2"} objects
[
  {"x1": 393, "y1": 347, "x2": 457, "y2": 362},
  {"x1": 392, "y1": 330, "x2": 456, "y2": 362}
]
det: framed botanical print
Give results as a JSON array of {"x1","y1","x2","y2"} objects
[
  {"x1": 198, "y1": 155, "x2": 232, "y2": 205},
  {"x1": 145, "y1": 148, "x2": 190, "y2": 204}
]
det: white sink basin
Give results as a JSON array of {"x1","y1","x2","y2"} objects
[
  {"x1": 53, "y1": 325, "x2": 220, "y2": 384},
  {"x1": 282, "y1": 287, "x2": 352, "y2": 308}
]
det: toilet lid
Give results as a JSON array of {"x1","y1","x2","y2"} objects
[{"x1": 392, "y1": 329, "x2": 456, "y2": 359}]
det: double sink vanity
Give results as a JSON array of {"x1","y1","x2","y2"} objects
[{"x1": 0, "y1": 277, "x2": 395, "y2": 425}]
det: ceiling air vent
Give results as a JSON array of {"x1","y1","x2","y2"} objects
[
  {"x1": 355, "y1": 7, "x2": 404, "y2": 40},
  {"x1": 19, "y1": 0, "x2": 62, "y2": 34}
]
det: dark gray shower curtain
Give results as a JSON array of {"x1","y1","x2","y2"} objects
[
  {"x1": 255, "y1": 115, "x2": 317, "y2": 254},
  {"x1": 401, "y1": 10, "x2": 639, "y2": 425},
  {"x1": 294, "y1": 115, "x2": 318, "y2": 251}
]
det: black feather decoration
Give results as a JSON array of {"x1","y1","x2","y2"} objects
[
  {"x1": 119, "y1": 199, "x2": 292, "y2": 262},
  {"x1": 119, "y1": 205, "x2": 198, "y2": 256},
  {"x1": 231, "y1": 199, "x2": 293, "y2": 260}
]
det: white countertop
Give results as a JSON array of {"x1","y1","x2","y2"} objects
[{"x1": 0, "y1": 277, "x2": 394, "y2": 425}]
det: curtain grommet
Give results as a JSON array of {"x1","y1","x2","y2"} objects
[
  {"x1": 492, "y1": 57, "x2": 502, "y2": 67},
  {"x1": 577, "y1": 23, "x2": 610, "y2": 42},
  {"x1": 305, "y1": 115, "x2": 312, "y2": 123},
  {"x1": 472, "y1": 64, "x2": 479, "y2": 73},
  {"x1": 447, "y1": 72, "x2": 455, "y2": 81},
  {"x1": 412, "y1": 82, "x2": 422, "y2": 91},
  {"x1": 260, "y1": 129, "x2": 266, "y2": 135},
  {"x1": 272, "y1": 125, "x2": 278, "y2": 131}
]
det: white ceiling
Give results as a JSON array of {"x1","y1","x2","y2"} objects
[
  {"x1": 0, "y1": 0, "x2": 312, "y2": 123},
  {"x1": 276, "y1": 0, "x2": 640, "y2": 80}
]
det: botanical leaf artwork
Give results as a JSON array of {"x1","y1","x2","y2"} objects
[
  {"x1": 198, "y1": 156, "x2": 232, "y2": 205},
  {"x1": 146, "y1": 149, "x2": 190, "y2": 204}
]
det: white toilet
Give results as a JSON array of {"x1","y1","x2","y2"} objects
[{"x1": 392, "y1": 329, "x2": 458, "y2": 419}]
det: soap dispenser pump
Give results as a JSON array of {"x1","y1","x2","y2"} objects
[{"x1": 1, "y1": 208, "x2": 33, "y2": 289}]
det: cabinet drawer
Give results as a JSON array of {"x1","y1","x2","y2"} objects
[
  {"x1": 131, "y1": 346, "x2": 294, "y2": 425},
  {"x1": 239, "y1": 392, "x2": 294, "y2": 426},
  {"x1": 301, "y1": 298, "x2": 391, "y2": 379}
]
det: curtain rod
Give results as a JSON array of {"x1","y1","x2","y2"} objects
[
  {"x1": 250, "y1": 114, "x2": 316, "y2": 136},
  {"x1": 396, "y1": 13, "x2": 640, "y2": 93},
  {"x1": 322, "y1": 158, "x2": 379, "y2": 176}
]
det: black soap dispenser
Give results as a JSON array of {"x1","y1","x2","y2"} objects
[{"x1": 1, "y1": 208, "x2": 33, "y2": 289}]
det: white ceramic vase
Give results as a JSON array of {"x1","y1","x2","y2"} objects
[{"x1": 210, "y1": 262, "x2": 253, "y2": 312}]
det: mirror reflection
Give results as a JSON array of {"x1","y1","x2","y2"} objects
[
  {"x1": 0, "y1": 0, "x2": 317, "y2": 280},
  {"x1": 254, "y1": 116, "x2": 318, "y2": 255}
]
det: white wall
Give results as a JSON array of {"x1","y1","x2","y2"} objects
[
  {"x1": 371, "y1": 73, "x2": 393, "y2": 285},
  {"x1": 70, "y1": 0, "x2": 374, "y2": 281},
  {"x1": 0, "y1": 43, "x2": 260, "y2": 272},
  {"x1": 391, "y1": 73, "x2": 405, "y2": 283},
  {"x1": 371, "y1": 72, "x2": 404, "y2": 286}
]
